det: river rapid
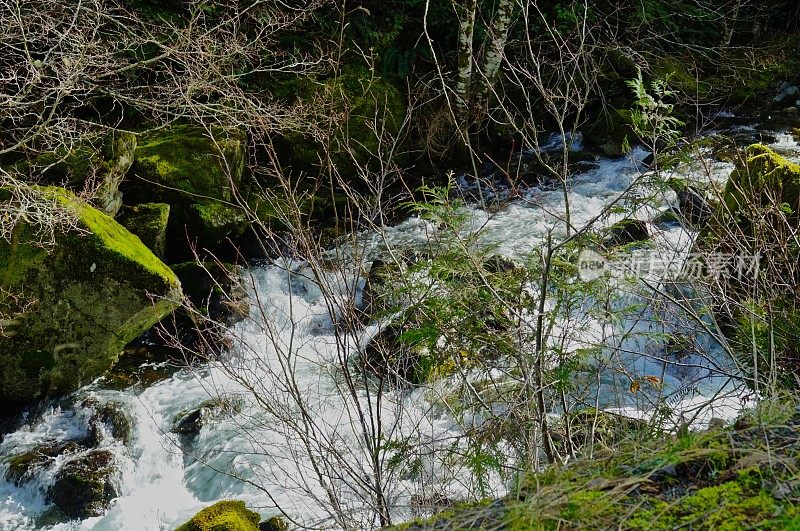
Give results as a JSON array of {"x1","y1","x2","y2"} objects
[{"x1": 1, "y1": 117, "x2": 799, "y2": 530}]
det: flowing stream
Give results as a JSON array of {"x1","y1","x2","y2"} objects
[{"x1": 1, "y1": 119, "x2": 798, "y2": 530}]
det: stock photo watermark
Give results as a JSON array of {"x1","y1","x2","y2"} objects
[{"x1": 578, "y1": 249, "x2": 760, "y2": 282}]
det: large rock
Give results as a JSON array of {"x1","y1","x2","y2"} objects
[
  {"x1": 117, "y1": 203, "x2": 170, "y2": 258},
  {"x1": 585, "y1": 108, "x2": 635, "y2": 157},
  {"x1": 603, "y1": 219, "x2": 650, "y2": 248},
  {"x1": 48, "y1": 449, "x2": 120, "y2": 518},
  {"x1": 5, "y1": 440, "x2": 84, "y2": 486},
  {"x1": 126, "y1": 125, "x2": 246, "y2": 203},
  {"x1": 176, "y1": 500, "x2": 261, "y2": 531},
  {"x1": 723, "y1": 144, "x2": 800, "y2": 224},
  {"x1": 0, "y1": 187, "x2": 182, "y2": 405},
  {"x1": 121, "y1": 125, "x2": 249, "y2": 258},
  {"x1": 274, "y1": 68, "x2": 407, "y2": 175},
  {"x1": 703, "y1": 146, "x2": 800, "y2": 388}
]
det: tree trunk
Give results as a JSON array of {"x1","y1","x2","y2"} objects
[
  {"x1": 720, "y1": 0, "x2": 743, "y2": 47},
  {"x1": 454, "y1": 0, "x2": 477, "y2": 135},
  {"x1": 479, "y1": 0, "x2": 515, "y2": 102}
]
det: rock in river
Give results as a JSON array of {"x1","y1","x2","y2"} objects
[{"x1": 0, "y1": 187, "x2": 182, "y2": 406}]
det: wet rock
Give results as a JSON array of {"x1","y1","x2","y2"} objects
[
  {"x1": 5, "y1": 440, "x2": 84, "y2": 486},
  {"x1": 172, "y1": 397, "x2": 243, "y2": 437},
  {"x1": 86, "y1": 400, "x2": 133, "y2": 446},
  {"x1": 653, "y1": 207, "x2": 682, "y2": 226},
  {"x1": 482, "y1": 255, "x2": 522, "y2": 274},
  {"x1": 603, "y1": 219, "x2": 650, "y2": 247},
  {"x1": 177, "y1": 500, "x2": 260, "y2": 531},
  {"x1": 0, "y1": 187, "x2": 182, "y2": 406},
  {"x1": 102, "y1": 342, "x2": 182, "y2": 390},
  {"x1": 676, "y1": 187, "x2": 713, "y2": 227},
  {"x1": 361, "y1": 320, "x2": 426, "y2": 386},
  {"x1": 773, "y1": 85, "x2": 799, "y2": 104},
  {"x1": 48, "y1": 449, "x2": 119, "y2": 518},
  {"x1": 171, "y1": 261, "x2": 250, "y2": 328},
  {"x1": 359, "y1": 259, "x2": 399, "y2": 322},
  {"x1": 585, "y1": 108, "x2": 634, "y2": 157},
  {"x1": 259, "y1": 516, "x2": 290, "y2": 531}
]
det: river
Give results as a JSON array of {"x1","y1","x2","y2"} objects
[{"x1": 1, "y1": 117, "x2": 798, "y2": 530}]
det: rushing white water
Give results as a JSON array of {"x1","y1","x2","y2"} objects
[{"x1": 1, "y1": 124, "x2": 798, "y2": 530}]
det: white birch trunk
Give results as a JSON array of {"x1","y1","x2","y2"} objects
[
  {"x1": 480, "y1": 0, "x2": 515, "y2": 100},
  {"x1": 454, "y1": 0, "x2": 477, "y2": 130}
]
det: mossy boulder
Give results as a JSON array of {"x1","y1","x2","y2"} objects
[
  {"x1": 585, "y1": 108, "x2": 634, "y2": 157},
  {"x1": 117, "y1": 203, "x2": 170, "y2": 258},
  {"x1": 185, "y1": 200, "x2": 248, "y2": 250},
  {"x1": 176, "y1": 500, "x2": 261, "y2": 531},
  {"x1": 48, "y1": 449, "x2": 120, "y2": 518},
  {"x1": 603, "y1": 219, "x2": 650, "y2": 248},
  {"x1": 0, "y1": 187, "x2": 182, "y2": 405},
  {"x1": 275, "y1": 67, "x2": 407, "y2": 175},
  {"x1": 126, "y1": 125, "x2": 246, "y2": 203},
  {"x1": 122, "y1": 125, "x2": 249, "y2": 257},
  {"x1": 86, "y1": 400, "x2": 134, "y2": 446},
  {"x1": 5, "y1": 440, "x2": 84, "y2": 486},
  {"x1": 723, "y1": 144, "x2": 800, "y2": 223}
]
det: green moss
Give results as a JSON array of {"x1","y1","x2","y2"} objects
[
  {"x1": 126, "y1": 125, "x2": 246, "y2": 204},
  {"x1": 0, "y1": 187, "x2": 181, "y2": 404},
  {"x1": 399, "y1": 412, "x2": 800, "y2": 531},
  {"x1": 724, "y1": 144, "x2": 800, "y2": 218},
  {"x1": 47, "y1": 188, "x2": 177, "y2": 286},
  {"x1": 175, "y1": 500, "x2": 260, "y2": 531},
  {"x1": 652, "y1": 56, "x2": 712, "y2": 98},
  {"x1": 648, "y1": 481, "x2": 788, "y2": 530},
  {"x1": 276, "y1": 67, "x2": 407, "y2": 173},
  {"x1": 117, "y1": 203, "x2": 170, "y2": 257},
  {"x1": 186, "y1": 200, "x2": 248, "y2": 246},
  {"x1": 49, "y1": 449, "x2": 119, "y2": 518}
]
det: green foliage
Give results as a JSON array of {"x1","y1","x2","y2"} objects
[
  {"x1": 402, "y1": 410, "x2": 800, "y2": 530},
  {"x1": 626, "y1": 69, "x2": 684, "y2": 149}
]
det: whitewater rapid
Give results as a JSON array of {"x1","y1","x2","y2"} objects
[{"x1": 1, "y1": 124, "x2": 796, "y2": 530}]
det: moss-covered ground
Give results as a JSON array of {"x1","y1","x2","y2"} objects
[{"x1": 396, "y1": 401, "x2": 800, "y2": 530}]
